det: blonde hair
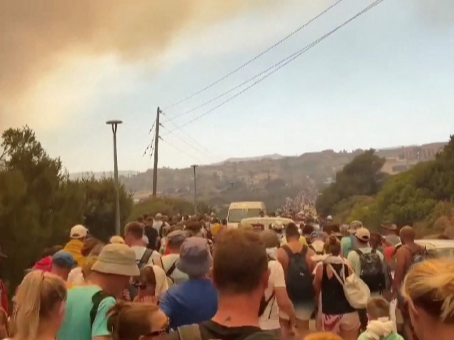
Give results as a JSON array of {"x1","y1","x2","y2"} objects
[
  {"x1": 82, "y1": 256, "x2": 98, "y2": 280},
  {"x1": 0, "y1": 307, "x2": 9, "y2": 339},
  {"x1": 367, "y1": 297, "x2": 390, "y2": 319},
  {"x1": 13, "y1": 271, "x2": 67, "y2": 340},
  {"x1": 402, "y1": 258, "x2": 454, "y2": 323},
  {"x1": 304, "y1": 332, "x2": 343, "y2": 340},
  {"x1": 107, "y1": 301, "x2": 163, "y2": 340}
]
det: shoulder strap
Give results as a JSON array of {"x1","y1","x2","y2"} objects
[
  {"x1": 90, "y1": 291, "x2": 110, "y2": 328},
  {"x1": 355, "y1": 249, "x2": 363, "y2": 256},
  {"x1": 301, "y1": 245, "x2": 308, "y2": 257},
  {"x1": 371, "y1": 249, "x2": 377, "y2": 254},
  {"x1": 327, "y1": 263, "x2": 348, "y2": 287},
  {"x1": 282, "y1": 245, "x2": 293, "y2": 259},
  {"x1": 167, "y1": 260, "x2": 178, "y2": 277},
  {"x1": 140, "y1": 249, "x2": 153, "y2": 265},
  {"x1": 177, "y1": 324, "x2": 203, "y2": 340}
]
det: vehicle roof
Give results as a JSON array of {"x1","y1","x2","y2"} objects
[
  {"x1": 240, "y1": 217, "x2": 294, "y2": 225},
  {"x1": 416, "y1": 239, "x2": 454, "y2": 249},
  {"x1": 229, "y1": 202, "x2": 265, "y2": 208}
]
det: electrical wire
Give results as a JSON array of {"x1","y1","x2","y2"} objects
[
  {"x1": 161, "y1": 138, "x2": 206, "y2": 164},
  {"x1": 163, "y1": 0, "x2": 386, "y2": 135},
  {"x1": 160, "y1": 125, "x2": 215, "y2": 162},
  {"x1": 161, "y1": 111, "x2": 219, "y2": 159},
  {"x1": 163, "y1": 0, "x2": 345, "y2": 110}
]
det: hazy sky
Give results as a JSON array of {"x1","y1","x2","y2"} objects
[{"x1": 1, "y1": 0, "x2": 453, "y2": 173}]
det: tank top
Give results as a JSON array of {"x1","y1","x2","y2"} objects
[{"x1": 321, "y1": 263, "x2": 356, "y2": 315}]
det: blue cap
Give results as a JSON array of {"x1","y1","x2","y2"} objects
[{"x1": 52, "y1": 251, "x2": 77, "y2": 269}]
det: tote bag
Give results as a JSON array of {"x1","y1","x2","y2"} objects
[{"x1": 328, "y1": 263, "x2": 370, "y2": 309}]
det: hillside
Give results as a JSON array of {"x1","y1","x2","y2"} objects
[{"x1": 119, "y1": 142, "x2": 446, "y2": 210}]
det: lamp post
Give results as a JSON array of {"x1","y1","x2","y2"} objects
[
  {"x1": 191, "y1": 165, "x2": 198, "y2": 215},
  {"x1": 106, "y1": 120, "x2": 122, "y2": 236}
]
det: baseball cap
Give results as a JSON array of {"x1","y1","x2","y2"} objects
[
  {"x1": 355, "y1": 228, "x2": 371, "y2": 242},
  {"x1": 52, "y1": 251, "x2": 77, "y2": 269},
  {"x1": 70, "y1": 224, "x2": 88, "y2": 239},
  {"x1": 348, "y1": 220, "x2": 363, "y2": 234},
  {"x1": 91, "y1": 244, "x2": 139, "y2": 277}
]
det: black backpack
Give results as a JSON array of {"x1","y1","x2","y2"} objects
[
  {"x1": 355, "y1": 249, "x2": 385, "y2": 292},
  {"x1": 258, "y1": 256, "x2": 275, "y2": 317},
  {"x1": 282, "y1": 245, "x2": 314, "y2": 303},
  {"x1": 128, "y1": 249, "x2": 154, "y2": 300},
  {"x1": 90, "y1": 291, "x2": 113, "y2": 328}
]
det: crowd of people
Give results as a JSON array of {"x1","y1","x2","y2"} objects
[{"x1": 1, "y1": 212, "x2": 454, "y2": 340}]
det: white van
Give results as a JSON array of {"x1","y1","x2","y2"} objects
[{"x1": 227, "y1": 201, "x2": 266, "y2": 229}]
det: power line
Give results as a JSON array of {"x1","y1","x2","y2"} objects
[
  {"x1": 160, "y1": 125, "x2": 215, "y2": 162},
  {"x1": 161, "y1": 111, "x2": 219, "y2": 159},
  {"x1": 161, "y1": 138, "x2": 205, "y2": 164},
  {"x1": 163, "y1": 0, "x2": 386, "y2": 135},
  {"x1": 163, "y1": 0, "x2": 345, "y2": 110}
]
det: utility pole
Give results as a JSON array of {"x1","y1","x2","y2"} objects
[
  {"x1": 152, "y1": 107, "x2": 161, "y2": 197},
  {"x1": 106, "y1": 120, "x2": 123, "y2": 236},
  {"x1": 191, "y1": 165, "x2": 198, "y2": 215}
]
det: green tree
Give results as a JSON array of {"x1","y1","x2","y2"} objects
[
  {"x1": 0, "y1": 126, "x2": 133, "y2": 289},
  {"x1": 316, "y1": 150, "x2": 386, "y2": 215}
]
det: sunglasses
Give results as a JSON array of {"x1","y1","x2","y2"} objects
[
  {"x1": 142, "y1": 318, "x2": 170, "y2": 337},
  {"x1": 132, "y1": 281, "x2": 148, "y2": 290}
]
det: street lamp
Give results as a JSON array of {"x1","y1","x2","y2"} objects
[
  {"x1": 106, "y1": 120, "x2": 123, "y2": 236},
  {"x1": 191, "y1": 165, "x2": 198, "y2": 215}
]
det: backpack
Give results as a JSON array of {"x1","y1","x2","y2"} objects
[
  {"x1": 258, "y1": 256, "x2": 275, "y2": 317},
  {"x1": 166, "y1": 324, "x2": 278, "y2": 340},
  {"x1": 355, "y1": 249, "x2": 385, "y2": 293},
  {"x1": 90, "y1": 290, "x2": 113, "y2": 328},
  {"x1": 282, "y1": 245, "x2": 314, "y2": 303},
  {"x1": 129, "y1": 249, "x2": 154, "y2": 300},
  {"x1": 153, "y1": 257, "x2": 178, "y2": 286}
]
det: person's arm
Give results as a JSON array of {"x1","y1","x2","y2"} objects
[
  {"x1": 92, "y1": 297, "x2": 116, "y2": 340},
  {"x1": 272, "y1": 262, "x2": 295, "y2": 321},
  {"x1": 313, "y1": 264, "x2": 323, "y2": 302},
  {"x1": 306, "y1": 247, "x2": 316, "y2": 273},
  {"x1": 392, "y1": 248, "x2": 407, "y2": 299},
  {"x1": 347, "y1": 251, "x2": 359, "y2": 276}
]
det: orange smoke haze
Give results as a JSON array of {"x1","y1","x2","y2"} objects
[{"x1": 0, "y1": 0, "x2": 278, "y2": 127}]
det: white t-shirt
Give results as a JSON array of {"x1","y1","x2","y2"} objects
[
  {"x1": 259, "y1": 260, "x2": 286, "y2": 331},
  {"x1": 155, "y1": 254, "x2": 189, "y2": 284},
  {"x1": 148, "y1": 265, "x2": 169, "y2": 301},
  {"x1": 130, "y1": 246, "x2": 161, "y2": 265}
]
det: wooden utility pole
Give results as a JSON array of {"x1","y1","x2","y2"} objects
[{"x1": 152, "y1": 107, "x2": 161, "y2": 197}]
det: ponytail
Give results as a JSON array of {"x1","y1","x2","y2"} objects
[
  {"x1": 14, "y1": 271, "x2": 44, "y2": 340},
  {"x1": 13, "y1": 271, "x2": 66, "y2": 340}
]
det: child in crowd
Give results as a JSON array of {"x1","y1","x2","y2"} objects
[{"x1": 358, "y1": 298, "x2": 404, "y2": 340}]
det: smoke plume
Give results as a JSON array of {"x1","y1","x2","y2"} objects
[{"x1": 0, "y1": 0, "x2": 276, "y2": 127}]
